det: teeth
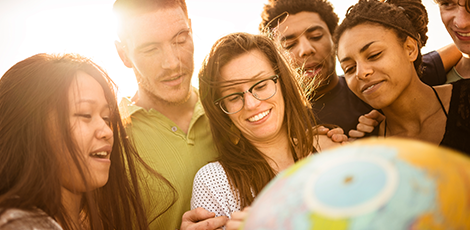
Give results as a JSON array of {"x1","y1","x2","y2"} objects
[
  {"x1": 457, "y1": 32, "x2": 470, "y2": 37},
  {"x1": 366, "y1": 84, "x2": 375, "y2": 91},
  {"x1": 91, "y1": 151, "x2": 107, "y2": 157},
  {"x1": 248, "y1": 110, "x2": 270, "y2": 122}
]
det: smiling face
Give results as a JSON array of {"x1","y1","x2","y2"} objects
[
  {"x1": 118, "y1": 7, "x2": 194, "y2": 105},
  {"x1": 276, "y1": 11, "x2": 336, "y2": 91},
  {"x1": 437, "y1": 0, "x2": 470, "y2": 55},
  {"x1": 337, "y1": 24, "x2": 419, "y2": 109},
  {"x1": 219, "y1": 49, "x2": 285, "y2": 144},
  {"x1": 60, "y1": 71, "x2": 114, "y2": 193}
]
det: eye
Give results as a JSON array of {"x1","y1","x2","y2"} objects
[
  {"x1": 102, "y1": 116, "x2": 111, "y2": 126},
  {"x1": 309, "y1": 34, "x2": 323, "y2": 41},
  {"x1": 75, "y1": 113, "x2": 91, "y2": 119},
  {"x1": 175, "y1": 31, "x2": 190, "y2": 45},
  {"x1": 368, "y1": 52, "x2": 382, "y2": 60},
  {"x1": 144, "y1": 47, "x2": 158, "y2": 54},
  {"x1": 226, "y1": 94, "x2": 242, "y2": 102},
  {"x1": 343, "y1": 65, "x2": 356, "y2": 75},
  {"x1": 254, "y1": 81, "x2": 268, "y2": 91},
  {"x1": 281, "y1": 40, "x2": 296, "y2": 50}
]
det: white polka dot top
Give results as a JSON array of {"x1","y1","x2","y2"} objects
[{"x1": 191, "y1": 162, "x2": 241, "y2": 219}]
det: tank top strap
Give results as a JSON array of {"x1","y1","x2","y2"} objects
[{"x1": 431, "y1": 87, "x2": 448, "y2": 118}]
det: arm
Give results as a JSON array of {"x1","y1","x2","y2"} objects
[
  {"x1": 191, "y1": 163, "x2": 232, "y2": 217},
  {"x1": 437, "y1": 43, "x2": 462, "y2": 72},
  {"x1": 183, "y1": 164, "x2": 230, "y2": 230}
]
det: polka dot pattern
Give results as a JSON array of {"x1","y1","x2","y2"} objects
[{"x1": 191, "y1": 162, "x2": 241, "y2": 219}]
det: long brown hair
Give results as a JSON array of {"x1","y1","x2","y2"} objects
[
  {"x1": 0, "y1": 53, "x2": 175, "y2": 230},
  {"x1": 199, "y1": 33, "x2": 316, "y2": 208}
]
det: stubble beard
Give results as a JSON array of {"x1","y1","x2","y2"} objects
[{"x1": 137, "y1": 68, "x2": 194, "y2": 107}]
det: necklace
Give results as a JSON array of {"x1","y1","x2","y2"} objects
[{"x1": 383, "y1": 87, "x2": 448, "y2": 137}]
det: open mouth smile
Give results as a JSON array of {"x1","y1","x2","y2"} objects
[{"x1": 248, "y1": 109, "x2": 271, "y2": 122}]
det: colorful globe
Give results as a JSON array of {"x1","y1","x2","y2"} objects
[{"x1": 242, "y1": 138, "x2": 470, "y2": 230}]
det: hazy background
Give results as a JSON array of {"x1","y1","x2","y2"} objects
[{"x1": 0, "y1": 0, "x2": 452, "y2": 98}]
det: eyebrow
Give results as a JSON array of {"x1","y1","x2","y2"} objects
[
  {"x1": 219, "y1": 71, "x2": 267, "y2": 94},
  {"x1": 281, "y1": 25, "x2": 324, "y2": 41},
  {"x1": 135, "y1": 28, "x2": 190, "y2": 51},
  {"x1": 339, "y1": 41, "x2": 376, "y2": 63},
  {"x1": 76, "y1": 99, "x2": 110, "y2": 109}
]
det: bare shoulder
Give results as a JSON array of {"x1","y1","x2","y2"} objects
[{"x1": 433, "y1": 84, "x2": 453, "y2": 113}]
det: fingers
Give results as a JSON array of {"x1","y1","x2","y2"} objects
[
  {"x1": 327, "y1": 128, "x2": 348, "y2": 143},
  {"x1": 358, "y1": 115, "x2": 378, "y2": 127},
  {"x1": 348, "y1": 129, "x2": 365, "y2": 138},
  {"x1": 180, "y1": 208, "x2": 228, "y2": 230},
  {"x1": 326, "y1": 127, "x2": 344, "y2": 136},
  {"x1": 356, "y1": 121, "x2": 375, "y2": 134},
  {"x1": 364, "y1": 110, "x2": 385, "y2": 123},
  {"x1": 226, "y1": 207, "x2": 251, "y2": 230},
  {"x1": 313, "y1": 125, "x2": 329, "y2": 135},
  {"x1": 182, "y1": 208, "x2": 215, "y2": 222}
]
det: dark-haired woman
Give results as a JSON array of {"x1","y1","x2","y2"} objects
[
  {"x1": 0, "y1": 53, "x2": 174, "y2": 230},
  {"x1": 334, "y1": 0, "x2": 470, "y2": 154},
  {"x1": 190, "y1": 32, "x2": 346, "y2": 227}
]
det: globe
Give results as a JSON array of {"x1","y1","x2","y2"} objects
[{"x1": 242, "y1": 138, "x2": 470, "y2": 230}]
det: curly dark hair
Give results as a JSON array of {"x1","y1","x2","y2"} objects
[
  {"x1": 334, "y1": 0, "x2": 429, "y2": 76},
  {"x1": 260, "y1": 0, "x2": 339, "y2": 37}
]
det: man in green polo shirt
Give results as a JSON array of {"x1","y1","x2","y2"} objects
[{"x1": 113, "y1": 0, "x2": 226, "y2": 229}]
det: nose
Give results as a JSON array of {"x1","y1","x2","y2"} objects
[
  {"x1": 161, "y1": 44, "x2": 180, "y2": 70},
  {"x1": 297, "y1": 36, "x2": 316, "y2": 58},
  {"x1": 243, "y1": 92, "x2": 261, "y2": 111},
  {"x1": 96, "y1": 120, "x2": 114, "y2": 142},
  {"x1": 454, "y1": 5, "x2": 470, "y2": 29},
  {"x1": 355, "y1": 62, "x2": 373, "y2": 80}
]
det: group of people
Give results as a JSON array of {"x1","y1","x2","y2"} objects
[{"x1": 0, "y1": 0, "x2": 468, "y2": 230}]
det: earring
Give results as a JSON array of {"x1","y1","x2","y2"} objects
[{"x1": 230, "y1": 123, "x2": 241, "y2": 145}]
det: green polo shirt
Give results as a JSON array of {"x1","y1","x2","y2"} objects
[{"x1": 119, "y1": 92, "x2": 218, "y2": 230}]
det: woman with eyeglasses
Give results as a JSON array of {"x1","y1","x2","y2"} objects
[{"x1": 191, "y1": 32, "x2": 346, "y2": 227}]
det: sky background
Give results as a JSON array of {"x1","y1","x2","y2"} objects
[{"x1": 0, "y1": 0, "x2": 452, "y2": 98}]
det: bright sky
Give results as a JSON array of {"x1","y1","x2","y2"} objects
[{"x1": 0, "y1": 0, "x2": 452, "y2": 98}]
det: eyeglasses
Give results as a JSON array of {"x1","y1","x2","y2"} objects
[{"x1": 214, "y1": 75, "x2": 279, "y2": 114}]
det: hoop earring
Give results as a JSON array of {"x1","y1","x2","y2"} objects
[{"x1": 230, "y1": 123, "x2": 241, "y2": 145}]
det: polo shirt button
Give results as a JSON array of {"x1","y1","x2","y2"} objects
[{"x1": 171, "y1": 126, "x2": 177, "y2": 132}]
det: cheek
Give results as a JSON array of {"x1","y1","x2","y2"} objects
[
  {"x1": 345, "y1": 77, "x2": 359, "y2": 93},
  {"x1": 439, "y1": 10, "x2": 453, "y2": 27}
]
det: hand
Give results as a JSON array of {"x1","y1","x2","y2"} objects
[
  {"x1": 226, "y1": 207, "x2": 251, "y2": 230},
  {"x1": 314, "y1": 126, "x2": 348, "y2": 152},
  {"x1": 349, "y1": 110, "x2": 385, "y2": 139},
  {"x1": 314, "y1": 126, "x2": 348, "y2": 143},
  {"x1": 180, "y1": 208, "x2": 228, "y2": 230}
]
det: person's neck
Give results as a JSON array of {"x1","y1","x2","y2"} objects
[
  {"x1": 381, "y1": 78, "x2": 444, "y2": 137},
  {"x1": 455, "y1": 54, "x2": 470, "y2": 79},
  {"x1": 134, "y1": 88, "x2": 198, "y2": 134},
  {"x1": 314, "y1": 73, "x2": 339, "y2": 98},
  {"x1": 61, "y1": 188, "x2": 83, "y2": 228},
  {"x1": 251, "y1": 126, "x2": 294, "y2": 173}
]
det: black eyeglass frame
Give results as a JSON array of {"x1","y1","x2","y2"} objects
[{"x1": 214, "y1": 75, "x2": 280, "y2": 114}]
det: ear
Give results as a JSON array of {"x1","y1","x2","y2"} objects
[
  {"x1": 404, "y1": 36, "x2": 419, "y2": 62},
  {"x1": 115, "y1": 40, "x2": 133, "y2": 68}
]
